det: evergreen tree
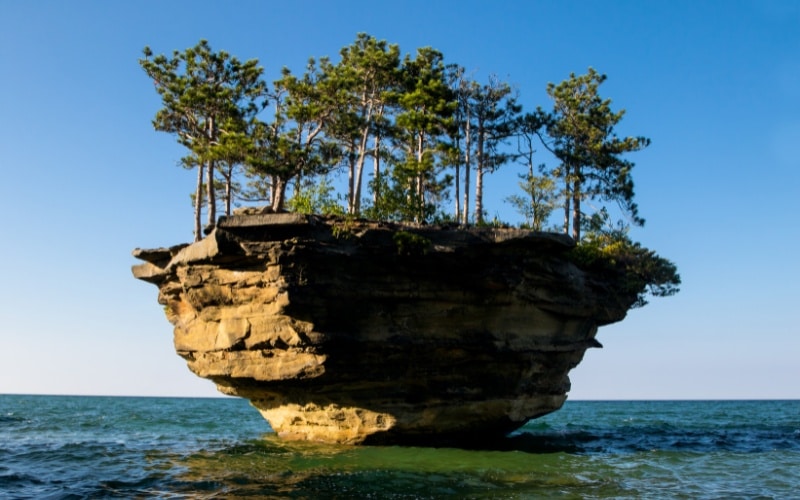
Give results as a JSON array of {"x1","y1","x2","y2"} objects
[
  {"x1": 328, "y1": 34, "x2": 401, "y2": 215},
  {"x1": 390, "y1": 47, "x2": 456, "y2": 223},
  {"x1": 443, "y1": 65, "x2": 482, "y2": 225},
  {"x1": 542, "y1": 68, "x2": 649, "y2": 240},
  {"x1": 510, "y1": 110, "x2": 559, "y2": 229},
  {"x1": 140, "y1": 40, "x2": 264, "y2": 240},
  {"x1": 246, "y1": 59, "x2": 340, "y2": 212},
  {"x1": 210, "y1": 121, "x2": 253, "y2": 216},
  {"x1": 141, "y1": 39, "x2": 656, "y2": 237},
  {"x1": 506, "y1": 173, "x2": 557, "y2": 230},
  {"x1": 465, "y1": 76, "x2": 521, "y2": 224}
]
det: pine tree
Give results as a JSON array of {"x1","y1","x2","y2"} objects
[
  {"x1": 140, "y1": 40, "x2": 264, "y2": 240},
  {"x1": 327, "y1": 34, "x2": 401, "y2": 215},
  {"x1": 543, "y1": 68, "x2": 650, "y2": 240},
  {"x1": 390, "y1": 47, "x2": 456, "y2": 223},
  {"x1": 465, "y1": 76, "x2": 521, "y2": 224},
  {"x1": 245, "y1": 59, "x2": 340, "y2": 212}
]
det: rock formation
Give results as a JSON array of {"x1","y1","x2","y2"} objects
[{"x1": 132, "y1": 213, "x2": 638, "y2": 445}]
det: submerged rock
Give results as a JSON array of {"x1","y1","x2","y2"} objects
[{"x1": 132, "y1": 214, "x2": 638, "y2": 445}]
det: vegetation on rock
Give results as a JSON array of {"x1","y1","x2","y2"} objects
[
  {"x1": 140, "y1": 34, "x2": 680, "y2": 305},
  {"x1": 392, "y1": 231, "x2": 432, "y2": 256},
  {"x1": 569, "y1": 231, "x2": 680, "y2": 308}
]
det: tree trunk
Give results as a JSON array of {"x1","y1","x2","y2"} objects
[
  {"x1": 225, "y1": 173, "x2": 232, "y2": 217},
  {"x1": 462, "y1": 115, "x2": 471, "y2": 225},
  {"x1": 563, "y1": 163, "x2": 571, "y2": 235},
  {"x1": 353, "y1": 145, "x2": 367, "y2": 215},
  {"x1": 475, "y1": 166, "x2": 484, "y2": 225},
  {"x1": 454, "y1": 161, "x2": 460, "y2": 224},
  {"x1": 416, "y1": 132, "x2": 425, "y2": 222},
  {"x1": 205, "y1": 114, "x2": 217, "y2": 231},
  {"x1": 194, "y1": 163, "x2": 204, "y2": 242},
  {"x1": 454, "y1": 130, "x2": 461, "y2": 223},
  {"x1": 571, "y1": 175, "x2": 581, "y2": 241},
  {"x1": 271, "y1": 177, "x2": 287, "y2": 212},
  {"x1": 347, "y1": 149, "x2": 355, "y2": 214},
  {"x1": 527, "y1": 139, "x2": 534, "y2": 179},
  {"x1": 527, "y1": 146, "x2": 535, "y2": 228},
  {"x1": 370, "y1": 103, "x2": 385, "y2": 210},
  {"x1": 352, "y1": 102, "x2": 374, "y2": 216},
  {"x1": 372, "y1": 135, "x2": 381, "y2": 207},
  {"x1": 294, "y1": 170, "x2": 303, "y2": 203},
  {"x1": 206, "y1": 159, "x2": 216, "y2": 230},
  {"x1": 474, "y1": 122, "x2": 485, "y2": 225},
  {"x1": 269, "y1": 175, "x2": 277, "y2": 207}
]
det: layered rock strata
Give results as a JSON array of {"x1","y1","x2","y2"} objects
[{"x1": 132, "y1": 214, "x2": 637, "y2": 445}]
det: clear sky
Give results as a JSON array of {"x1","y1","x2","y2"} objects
[{"x1": 1, "y1": 0, "x2": 798, "y2": 399}]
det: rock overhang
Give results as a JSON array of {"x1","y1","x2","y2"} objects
[{"x1": 133, "y1": 214, "x2": 638, "y2": 445}]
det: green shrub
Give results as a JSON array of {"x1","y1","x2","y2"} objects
[
  {"x1": 393, "y1": 231, "x2": 432, "y2": 256},
  {"x1": 569, "y1": 233, "x2": 680, "y2": 307}
]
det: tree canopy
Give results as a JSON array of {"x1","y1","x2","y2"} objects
[
  {"x1": 140, "y1": 35, "x2": 679, "y2": 304},
  {"x1": 139, "y1": 40, "x2": 265, "y2": 240},
  {"x1": 540, "y1": 68, "x2": 650, "y2": 240}
]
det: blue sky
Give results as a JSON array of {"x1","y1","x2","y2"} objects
[{"x1": 1, "y1": 1, "x2": 798, "y2": 399}]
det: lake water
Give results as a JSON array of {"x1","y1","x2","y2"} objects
[{"x1": 1, "y1": 395, "x2": 798, "y2": 498}]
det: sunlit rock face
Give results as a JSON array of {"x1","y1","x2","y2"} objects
[{"x1": 132, "y1": 214, "x2": 636, "y2": 445}]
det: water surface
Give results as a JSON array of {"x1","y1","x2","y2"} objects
[{"x1": 1, "y1": 396, "x2": 798, "y2": 498}]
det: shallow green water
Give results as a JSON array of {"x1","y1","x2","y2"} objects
[{"x1": 1, "y1": 396, "x2": 798, "y2": 498}]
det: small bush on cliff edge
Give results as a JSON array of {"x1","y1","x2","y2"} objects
[
  {"x1": 569, "y1": 232, "x2": 680, "y2": 308},
  {"x1": 393, "y1": 231, "x2": 432, "y2": 256}
]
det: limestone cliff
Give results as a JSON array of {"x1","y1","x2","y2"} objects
[{"x1": 132, "y1": 213, "x2": 638, "y2": 445}]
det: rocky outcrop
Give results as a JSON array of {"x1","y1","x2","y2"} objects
[{"x1": 132, "y1": 214, "x2": 638, "y2": 445}]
